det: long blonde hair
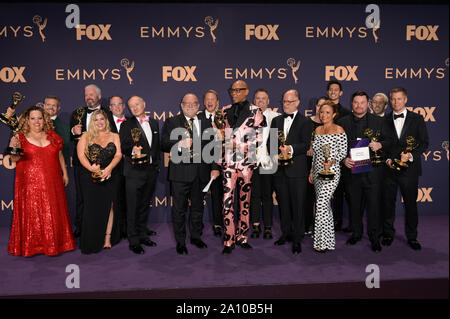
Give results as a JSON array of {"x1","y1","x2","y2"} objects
[{"x1": 85, "y1": 109, "x2": 111, "y2": 154}]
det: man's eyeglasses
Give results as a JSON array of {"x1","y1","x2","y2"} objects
[{"x1": 228, "y1": 88, "x2": 247, "y2": 94}]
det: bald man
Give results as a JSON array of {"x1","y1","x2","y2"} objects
[
  {"x1": 220, "y1": 80, "x2": 265, "y2": 255},
  {"x1": 119, "y1": 95, "x2": 161, "y2": 255}
]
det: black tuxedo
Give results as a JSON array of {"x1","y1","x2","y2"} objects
[
  {"x1": 269, "y1": 113, "x2": 312, "y2": 243},
  {"x1": 69, "y1": 105, "x2": 116, "y2": 232},
  {"x1": 197, "y1": 110, "x2": 223, "y2": 228},
  {"x1": 161, "y1": 113, "x2": 219, "y2": 245},
  {"x1": 119, "y1": 116, "x2": 161, "y2": 246},
  {"x1": 337, "y1": 113, "x2": 393, "y2": 241},
  {"x1": 382, "y1": 110, "x2": 429, "y2": 241}
]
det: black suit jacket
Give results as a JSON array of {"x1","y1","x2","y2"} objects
[
  {"x1": 384, "y1": 110, "x2": 429, "y2": 177},
  {"x1": 53, "y1": 116, "x2": 71, "y2": 164},
  {"x1": 161, "y1": 113, "x2": 219, "y2": 184},
  {"x1": 70, "y1": 106, "x2": 116, "y2": 166},
  {"x1": 338, "y1": 112, "x2": 393, "y2": 182},
  {"x1": 119, "y1": 116, "x2": 161, "y2": 178},
  {"x1": 269, "y1": 113, "x2": 312, "y2": 178}
]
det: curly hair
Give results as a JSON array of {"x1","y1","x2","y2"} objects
[
  {"x1": 85, "y1": 109, "x2": 111, "y2": 154},
  {"x1": 17, "y1": 105, "x2": 54, "y2": 134}
]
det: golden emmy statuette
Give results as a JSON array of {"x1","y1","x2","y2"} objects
[
  {"x1": 364, "y1": 128, "x2": 384, "y2": 165},
  {"x1": 0, "y1": 92, "x2": 25, "y2": 132},
  {"x1": 183, "y1": 120, "x2": 199, "y2": 159},
  {"x1": 277, "y1": 130, "x2": 293, "y2": 166},
  {"x1": 73, "y1": 107, "x2": 86, "y2": 141},
  {"x1": 131, "y1": 128, "x2": 149, "y2": 165},
  {"x1": 392, "y1": 136, "x2": 419, "y2": 172},
  {"x1": 87, "y1": 147, "x2": 104, "y2": 183},
  {"x1": 6, "y1": 133, "x2": 24, "y2": 157},
  {"x1": 214, "y1": 109, "x2": 225, "y2": 141},
  {"x1": 318, "y1": 144, "x2": 335, "y2": 180}
]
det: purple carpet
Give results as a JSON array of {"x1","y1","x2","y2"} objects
[{"x1": 0, "y1": 215, "x2": 448, "y2": 298}]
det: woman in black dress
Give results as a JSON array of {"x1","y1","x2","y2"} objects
[
  {"x1": 77, "y1": 110, "x2": 122, "y2": 254},
  {"x1": 305, "y1": 97, "x2": 327, "y2": 235}
]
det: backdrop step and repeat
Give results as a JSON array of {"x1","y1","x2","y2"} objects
[{"x1": 0, "y1": 3, "x2": 448, "y2": 226}]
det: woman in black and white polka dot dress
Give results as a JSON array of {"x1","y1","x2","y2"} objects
[{"x1": 308, "y1": 101, "x2": 347, "y2": 253}]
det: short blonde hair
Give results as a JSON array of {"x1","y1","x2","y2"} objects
[{"x1": 372, "y1": 92, "x2": 388, "y2": 105}]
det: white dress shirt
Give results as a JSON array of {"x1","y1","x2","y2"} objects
[
  {"x1": 204, "y1": 110, "x2": 215, "y2": 123},
  {"x1": 113, "y1": 115, "x2": 126, "y2": 132},
  {"x1": 284, "y1": 110, "x2": 298, "y2": 155},
  {"x1": 393, "y1": 108, "x2": 413, "y2": 162}
]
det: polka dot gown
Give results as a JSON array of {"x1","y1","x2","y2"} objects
[{"x1": 312, "y1": 132, "x2": 347, "y2": 250}]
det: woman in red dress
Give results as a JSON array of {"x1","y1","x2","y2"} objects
[{"x1": 7, "y1": 105, "x2": 76, "y2": 257}]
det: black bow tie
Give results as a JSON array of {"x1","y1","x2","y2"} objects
[
  {"x1": 87, "y1": 108, "x2": 98, "y2": 114},
  {"x1": 283, "y1": 113, "x2": 294, "y2": 119},
  {"x1": 394, "y1": 113, "x2": 404, "y2": 120}
]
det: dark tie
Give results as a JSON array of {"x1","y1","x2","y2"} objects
[
  {"x1": 394, "y1": 113, "x2": 404, "y2": 120},
  {"x1": 87, "y1": 108, "x2": 97, "y2": 114},
  {"x1": 189, "y1": 118, "x2": 199, "y2": 139},
  {"x1": 283, "y1": 113, "x2": 294, "y2": 119}
]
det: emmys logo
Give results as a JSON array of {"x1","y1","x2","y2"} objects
[
  {"x1": 287, "y1": 58, "x2": 300, "y2": 84},
  {"x1": 0, "y1": 154, "x2": 16, "y2": 169},
  {"x1": 162, "y1": 66, "x2": 197, "y2": 82},
  {"x1": 325, "y1": 65, "x2": 359, "y2": 81},
  {"x1": 406, "y1": 25, "x2": 439, "y2": 41},
  {"x1": 32, "y1": 15, "x2": 47, "y2": 42},
  {"x1": 76, "y1": 24, "x2": 112, "y2": 40},
  {"x1": 385, "y1": 67, "x2": 446, "y2": 79},
  {"x1": 204, "y1": 16, "x2": 218, "y2": 43},
  {"x1": 0, "y1": 66, "x2": 26, "y2": 83},
  {"x1": 405, "y1": 106, "x2": 436, "y2": 122},
  {"x1": 121, "y1": 58, "x2": 135, "y2": 85},
  {"x1": 1, "y1": 200, "x2": 14, "y2": 211},
  {"x1": 141, "y1": 16, "x2": 218, "y2": 43},
  {"x1": 0, "y1": 14, "x2": 47, "y2": 42},
  {"x1": 305, "y1": 26, "x2": 378, "y2": 43},
  {"x1": 245, "y1": 24, "x2": 279, "y2": 40}
]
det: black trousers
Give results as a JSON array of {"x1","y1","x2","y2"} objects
[
  {"x1": 73, "y1": 164, "x2": 84, "y2": 231},
  {"x1": 125, "y1": 167, "x2": 158, "y2": 246},
  {"x1": 273, "y1": 173, "x2": 307, "y2": 243},
  {"x1": 344, "y1": 172, "x2": 382, "y2": 241},
  {"x1": 382, "y1": 169, "x2": 419, "y2": 241},
  {"x1": 171, "y1": 177, "x2": 205, "y2": 245},
  {"x1": 250, "y1": 168, "x2": 274, "y2": 228},
  {"x1": 117, "y1": 173, "x2": 127, "y2": 235},
  {"x1": 209, "y1": 174, "x2": 223, "y2": 227}
]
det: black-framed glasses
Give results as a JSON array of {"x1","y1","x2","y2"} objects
[{"x1": 228, "y1": 88, "x2": 247, "y2": 94}]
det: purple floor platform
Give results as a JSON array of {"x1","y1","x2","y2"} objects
[{"x1": 0, "y1": 215, "x2": 448, "y2": 298}]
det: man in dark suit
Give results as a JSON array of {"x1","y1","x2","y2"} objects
[
  {"x1": 120, "y1": 95, "x2": 160, "y2": 255},
  {"x1": 161, "y1": 93, "x2": 220, "y2": 255},
  {"x1": 43, "y1": 95, "x2": 70, "y2": 164},
  {"x1": 338, "y1": 91, "x2": 393, "y2": 252},
  {"x1": 197, "y1": 89, "x2": 224, "y2": 238},
  {"x1": 382, "y1": 87, "x2": 429, "y2": 250},
  {"x1": 70, "y1": 84, "x2": 116, "y2": 238},
  {"x1": 270, "y1": 89, "x2": 312, "y2": 255},
  {"x1": 109, "y1": 95, "x2": 128, "y2": 239},
  {"x1": 326, "y1": 80, "x2": 352, "y2": 232}
]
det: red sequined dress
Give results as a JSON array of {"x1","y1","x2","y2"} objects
[{"x1": 8, "y1": 130, "x2": 76, "y2": 257}]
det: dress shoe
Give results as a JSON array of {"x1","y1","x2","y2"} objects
[
  {"x1": 190, "y1": 238, "x2": 208, "y2": 249},
  {"x1": 237, "y1": 242, "x2": 252, "y2": 249},
  {"x1": 346, "y1": 236, "x2": 362, "y2": 245},
  {"x1": 129, "y1": 244, "x2": 145, "y2": 254},
  {"x1": 146, "y1": 229, "x2": 157, "y2": 236},
  {"x1": 176, "y1": 243, "x2": 188, "y2": 255},
  {"x1": 314, "y1": 248, "x2": 328, "y2": 253},
  {"x1": 371, "y1": 240, "x2": 382, "y2": 252},
  {"x1": 263, "y1": 228, "x2": 273, "y2": 239},
  {"x1": 334, "y1": 221, "x2": 342, "y2": 232},
  {"x1": 292, "y1": 242, "x2": 302, "y2": 255},
  {"x1": 250, "y1": 224, "x2": 261, "y2": 239},
  {"x1": 140, "y1": 238, "x2": 157, "y2": 247},
  {"x1": 222, "y1": 244, "x2": 235, "y2": 255},
  {"x1": 381, "y1": 236, "x2": 393, "y2": 246},
  {"x1": 73, "y1": 229, "x2": 81, "y2": 238},
  {"x1": 120, "y1": 231, "x2": 128, "y2": 239},
  {"x1": 408, "y1": 240, "x2": 422, "y2": 250},
  {"x1": 342, "y1": 226, "x2": 353, "y2": 233},
  {"x1": 274, "y1": 237, "x2": 287, "y2": 246},
  {"x1": 212, "y1": 225, "x2": 222, "y2": 237}
]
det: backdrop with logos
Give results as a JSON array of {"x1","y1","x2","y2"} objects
[{"x1": 0, "y1": 3, "x2": 448, "y2": 227}]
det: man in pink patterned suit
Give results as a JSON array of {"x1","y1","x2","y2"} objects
[{"x1": 219, "y1": 80, "x2": 265, "y2": 255}]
